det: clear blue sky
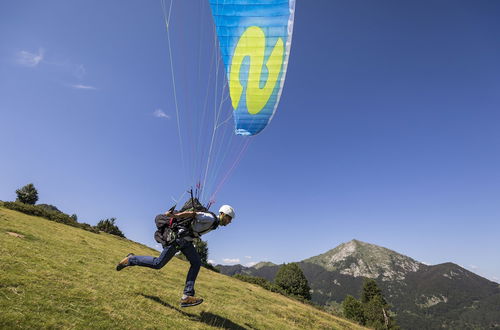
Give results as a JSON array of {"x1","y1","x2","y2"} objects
[{"x1": 1, "y1": 1, "x2": 499, "y2": 282}]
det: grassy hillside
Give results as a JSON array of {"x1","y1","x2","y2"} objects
[{"x1": 0, "y1": 207, "x2": 365, "y2": 329}]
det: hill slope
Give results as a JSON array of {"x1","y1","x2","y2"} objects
[{"x1": 0, "y1": 207, "x2": 364, "y2": 329}]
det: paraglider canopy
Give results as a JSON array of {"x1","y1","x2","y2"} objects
[
  {"x1": 209, "y1": 0, "x2": 296, "y2": 136},
  {"x1": 161, "y1": 0, "x2": 296, "y2": 201}
]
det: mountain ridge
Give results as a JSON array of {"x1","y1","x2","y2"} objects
[
  {"x1": 216, "y1": 239, "x2": 500, "y2": 329},
  {"x1": 303, "y1": 239, "x2": 422, "y2": 281}
]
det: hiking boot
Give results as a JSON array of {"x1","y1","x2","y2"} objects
[
  {"x1": 180, "y1": 296, "x2": 203, "y2": 308},
  {"x1": 116, "y1": 253, "x2": 134, "y2": 271}
]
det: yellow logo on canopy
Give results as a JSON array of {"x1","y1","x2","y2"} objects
[{"x1": 229, "y1": 26, "x2": 284, "y2": 115}]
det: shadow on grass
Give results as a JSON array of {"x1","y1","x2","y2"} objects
[{"x1": 140, "y1": 294, "x2": 247, "y2": 329}]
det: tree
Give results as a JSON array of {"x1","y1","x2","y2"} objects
[
  {"x1": 15, "y1": 183, "x2": 38, "y2": 205},
  {"x1": 360, "y1": 278, "x2": 398, "y2": 330},
  {"x1": 361, "y1": 278, "x2": 385, "y2": 304},
  {"x1": 176, "y1": 239, "x2": 219, "y2": 272},
  {"x1": 95, "y1": 218, "x2": 125, "y2": 238},
  {"x1": 342, "y1": 295, "x2": 366, "y2": 325},
  {"x1": 193, "y1": 239, "x2": 209, "y2": 265},
  {"x1": 274, "y1": 263, "x2": 311, "y2": 300},
  {"x1": 364, "y1": 295, "x2": 390, "y2": 329}
]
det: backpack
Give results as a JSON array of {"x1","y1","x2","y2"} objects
[
  {"x1": 154, "y1": 213, "x2": 178, "y2": 247},
  {"x1": 180, "y1": 197, "x2": 208, "y2": 212},
  {"x1": 180, "y1": 197, "x2": 219, "y2": 236},
  {"x1": 154, "y1": 196, "x2": 216, "y2": 246}
]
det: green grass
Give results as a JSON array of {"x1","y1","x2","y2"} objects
[{"x1": 0, "y1": 206, "x2": 366, "y2": 329}]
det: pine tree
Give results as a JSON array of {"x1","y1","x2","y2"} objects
[
  {"x1": 360, "y1": 278, "x2": 399, "y2": 330},
  {"x1": 361, "y1": 278, "x2": 385, "y2": 304},
  {"x1": 274, "y1": 263, "x2": 311, "y2": 300},
  {"x1": 15, "y1": 183, "x2": 39, "y2": 205}
]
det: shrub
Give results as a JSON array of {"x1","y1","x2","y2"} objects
[
  {"x1": 37, "y1": 204, "x2": 62, "y2": 213},
  {"x1": 234, "y1": 274, "x2": 272, "y2": 289},
  {"x1": 95, "y1": 218, "x2": 125, "y2": 238},
  {"x1": 233, "y1": 274, "x2": 287, "y2": 295},
  {"x1": 79, "y1": 222, "x2": 100, "y2": 234},
  {"x1": 2, "y1": 202, "x2": 77, "y2": 226},
  {"x1": 203, "y1": 263, "x2": 220, "y2": 273},
  {"x1": 342, "y1": 295, "x2": 366, "y2": 325},
  {"x1": 1, "y1": 201, "x2": 99, "y2": 234}
]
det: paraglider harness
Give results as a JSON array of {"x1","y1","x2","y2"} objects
[{"x1": 154, "y1": 190, "x2": 218, "y2": 248}]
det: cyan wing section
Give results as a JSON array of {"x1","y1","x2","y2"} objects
[{"x1": 209, "y1": 0, "x2": 296, "y2": 135}]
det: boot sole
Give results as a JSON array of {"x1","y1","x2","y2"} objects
[
  {"x1": 116, "y1": 253, "x2": 135, "y2": 271},
  {"x1": 180, "y1": 299, "x2": 203, "y2": 308}
]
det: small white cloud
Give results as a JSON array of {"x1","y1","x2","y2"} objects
[
  {"x1": 71, "y1": 84, "x2": 96, "y2": 90},
  {"x1": 154, "y1": 109, "x2": 170, "y2": 119},
  {"x1": 208, "y1": 259, "x2": 215, "y2": 265},
  {"x1": 17, "y1": 48, "x2": 44, "y2": 67},
  {"x1": 492, "y1": 276, "x2": 499, "y2": 283},
  {"x1": 245, "y1": 256, "x2": 252, "y2": 259},
  {"x1": 222, "y1": 258, "x2": 240, "y2": 264},
  {"x1": 244, "y1": 261, "x2": 258, "y2": 267}
]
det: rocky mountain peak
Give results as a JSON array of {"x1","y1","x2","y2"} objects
[{"x1": 303, "y1": 239, "x2": 422, "y2": 281}]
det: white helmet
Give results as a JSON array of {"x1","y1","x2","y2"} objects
[{"x1": 219, "y1": 205, "x2": 235, "y2": 219}]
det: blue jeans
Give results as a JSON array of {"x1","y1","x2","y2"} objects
[{"x1": 127, "y1": 238, "x2": 201, "y2": 297}]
